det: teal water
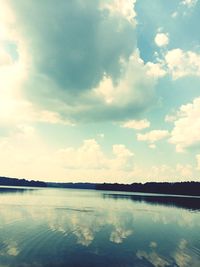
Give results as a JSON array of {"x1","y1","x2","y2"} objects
[{"x1": 0, "y1": 186, "x2": 200, "y2": 267}]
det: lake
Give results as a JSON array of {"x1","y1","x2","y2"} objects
[{"x1": 0, "y1": 186, "x2": 200, "y2": 267}]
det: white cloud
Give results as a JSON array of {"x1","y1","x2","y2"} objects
[
  {"x1": 121, "y1": 119, "x2": 150, "y2": 130},
  {"x1": 146, "y1": 62, "x2": 166, "y2": 78},
  {"x1": 148, "y1": 48, "x2": 200, "y2": 81},
  {"x1": 101, "y1": 0, "x2": 137, "y2": 24},
  {"x1": 144, "y1": 48, "x2": 200, "y2": 81},
  {"x1": 57, "y1": 140, "x2": 134, "y2": 172},
  {"x1": 169, "y1": 97, "x2": 200, "y2": 152},
  {"x1": 0, "y1": 125, "x2": 196, "y2": 182},
  {"x1": 111, "y1": 144, "x2": 134, "y2": 170},
  {"x1": 112, "y1": 144, "x2": 134, "y2": 158},
  {"x1": 137, "y1": 130, "x2": 170, "y2": 144},
  {"x1": 182, "y1": 0, "x2": 198, "y2": 8},
  {"x1": 57, "y1": 139, "x2": 108, "y2": 170},
  {"x1": 165, "y1": 49, "x2": 200, "y2": 79},
  {"x1": 154, "y1": 33, "x2": 169, "y2": 47},
  {"x1": 93, "y1": 51, "x2": 156, "y2": 110}
]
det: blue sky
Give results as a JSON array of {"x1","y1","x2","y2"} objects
[{"x1": 0, "y1": 0, "x2": 200, "y2": 183}]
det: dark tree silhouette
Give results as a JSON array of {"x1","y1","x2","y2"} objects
[
  {"x1": 0, "y1": 176, "x2": 47, "y2": 187},
  {"x1": 1, "y1": 176, "x2": 200, "y2": 197},
  {"x1": 95, "y1": 182, "x2": 200, "y2": 196}
]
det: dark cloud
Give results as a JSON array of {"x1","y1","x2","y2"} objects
[
  {"x1": 8, "y1": 0, "x2": 156, "y2": 122},
  {"x1": 10, "y1": 0, "x2": 136, "y2": 91}
]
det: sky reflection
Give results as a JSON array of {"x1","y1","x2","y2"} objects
[{"x1": 0, "y1": 187, "x2": 200, "y2": 267}]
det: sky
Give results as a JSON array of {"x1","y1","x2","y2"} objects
[{"x1": 0, "y1": 0, "x2": 200, "y2": 183}]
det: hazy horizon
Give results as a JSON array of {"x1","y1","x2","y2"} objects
[{"x1": 0, "y1": 0, "x2": 200, "y2": 184}]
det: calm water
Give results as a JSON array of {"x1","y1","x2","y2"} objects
[{"x1": 0, "y1": 187, "x2": 200, "y2": 267}]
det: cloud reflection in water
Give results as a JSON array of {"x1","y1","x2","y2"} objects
[{"x1": 0, "y1": 188, "x2": 200, "y2": 266}]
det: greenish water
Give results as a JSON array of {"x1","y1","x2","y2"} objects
[{"x1": 0, "y1": 187, "x2": 200, "y2": 267}]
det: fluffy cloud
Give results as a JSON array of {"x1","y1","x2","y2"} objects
[
  {"x1": 121, "y1": 119, "x2": 150, "y2": 130},
  {"x1": 137, "y1": 130, "x2": 170, "y2": 146},
  {"x1": 111, "y1": 144, "x2": 134, "y2": 170},
  {"x1": 154, "y1": 33, "x2": 169, "y2": 47},
  {"x1": 146, "y1": 48, "x2": 200, "y2": 81},
  {"x1": 169, "y1": 97, "x2": 200, "y2": 152},
  {"x1": 101, "y1": 0, "x2": 137, "y2": 23},
  {"x1": 165, "y1": 49, "x2": 200, "y2": 79},
  {"x1": 0, "y1": 126, "x2": 136, "y2": 182},
  {"x1": 0, "y1": 125, "x2": 196, "y2": 182},
  {"x1": 52, "y1": 140, "x2": 137, "y2": 183},
  {"x1": 112, "y1": 144, "x2": 134, "y2": 158},
  {"x1": 0, "y1": 0, "x2": 157, "y2": 122},
  {"x1": 57, "y1": 140, "x2": 134, "y2": 171},
  {"x1": 146, "y1": 62, "x2": 166, "y2": 78},
  {"x1": 57, "y1": 139, "x2": 108, "y2": 170}
]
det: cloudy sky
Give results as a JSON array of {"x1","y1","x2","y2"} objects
[{"x1": 0, "y1": 0, "x2": 200, "y2": 183}]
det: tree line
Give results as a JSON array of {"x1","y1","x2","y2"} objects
[
  {"x1": 0, "y1": 176, "x2": 47, "y2": 187},
  {"x1": 0, "y1": 176, "x2": 200, "y2": 196},
  {"x1": 95, "y1": 182, "x2": 200, "y2": 196}
]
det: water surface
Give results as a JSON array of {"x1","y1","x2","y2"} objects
[{"x1": 0, "y1": 186, "x2": 200, "y2": 267}]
